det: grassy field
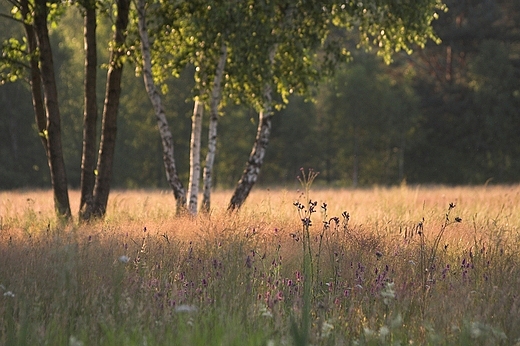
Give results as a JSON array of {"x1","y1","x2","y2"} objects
[{"x1": 1, "y1": 182, "x2": 519, "y2": 345}]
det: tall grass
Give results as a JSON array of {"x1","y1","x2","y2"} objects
[{"x1": 1, "y1": 184, "x2": 519, "y2": 345}]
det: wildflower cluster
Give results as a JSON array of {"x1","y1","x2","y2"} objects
[{"x1": 1, "y1": 186, "x2": 518, "y2": 345}]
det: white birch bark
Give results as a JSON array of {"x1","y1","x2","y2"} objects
[
  {"x1": 228, "y1": 46, "x2": 277, "y2": 211},
  {"x1": 202, "y1": 43, "x2": 227, "y2": 212},
  {"x1": 137, "y1": 0, "x2": 186, "y2": 213},
  {"x1": 188, "y1": 99, "x2": 204, "y2": 215},
  {"x1": 228, "y1": 87, "x2": 273, "y2": 211}
]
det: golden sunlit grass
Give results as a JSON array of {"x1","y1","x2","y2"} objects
[{"x1": 1, "y1": 184, "x2": 519, "y2": 345}]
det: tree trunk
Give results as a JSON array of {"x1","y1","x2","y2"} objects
[
  {"x1": 137, "y1": 0, "x2": 187, "y2": 213},
  {"x1": 228, "y1": 45, "x2": 277, "y2": 211},
  {"x1": 187, "y1": 99, "x2": 204, "y2": 215},
  {"x1": 89, "y1": 0, "x2": 130, "y2": 218},
  {"x1": 202, "y1": 43, "x2": 227, "y2": 212},
  {"x1": 79, "y1": 2, "x2": 98, "y2": 220},
  {"x1": 21, "y1": 0, "x2": 47, "y2": 152},
  {"x1": 228, "y1": 85, "x2": 274, "y2": 211},
  {"x1": 33, "y1": 0, "x2": 71, "y2": 219}
]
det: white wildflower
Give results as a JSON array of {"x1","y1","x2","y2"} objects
[
  {"x1": 259, "y1": 305, "x2": 273, "y2": 318},
  {"x1": 494, "y1": 329, "x2": 507, "y2": 340},
  {"x1": 69, "y1": 336, "x2": 84, "y2": 346},
  {"x1": 118, "y1": 255, "x2": 130, "y2": 263},
  {"x1": 390, "y1": 313, "x2": 403, "y2": 329},
  {"x1": 174, "y1": 304, "x2": 198, "y2": 313},
  {"x1": 3, "y1": 291, "x2": 15, "y2": 298},
  {"x1": 363, "y1": 327, "x2": 375, "y2": 337},
  {"x1": 321, "y1": 320, "x2": 334, "y2": 338},
  {"x1": 470, "y1": 322, "x2": 483, "y2": 338},
  {"x1": 379, "y1": 326, "x2": 390, "y2": 338},
  {"x1": 262, "y1": 310, "x2": 273, "y2": 318},
  {"x1": 469, "y1": 321, "x2": 507, "y2": 341},
  {"x1": 381, "y1": 282, "x2": 396, "y2": 305}
]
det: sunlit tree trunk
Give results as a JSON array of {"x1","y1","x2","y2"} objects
[
  {"x1": 188, "y1": 99, "x2": 204, "y2": 215},
  {"x1": 89, "y1": 0, "x2": 130, "y2": 218},
  {"x1": 202, "y1": 44, "x2": 227, "y2": 212},
  {"x1": 228, "y1": 46, "x2": 277, "y2": 211},
  {"x1": 228, "y1": 84, "x2": 273, "y2": 211},
  {"x1": 33, "y1": 0, "x2": 71, "y2": 219},
  {"x1": 79, "y1": 1, "x2": 98, "y2": 220},
  {"x1": 137, "y1": 0, "x2": 187, "y2": 214}
]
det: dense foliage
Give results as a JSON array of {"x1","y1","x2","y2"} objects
[{"x1": 1, "y1": 0, "x2": 519, "y2": 190}]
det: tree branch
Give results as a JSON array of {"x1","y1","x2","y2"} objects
[
  {"x1": 0, "y1": 56, "x2": 31, "y2": 70},
  {"x1": 0, "y1": 12, "x2": 25, "y2": 24},
  {"x1": 5, "y1": 0, "x2": 22, "y2": 9}
]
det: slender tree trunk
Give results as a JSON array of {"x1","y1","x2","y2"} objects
[
  {"x1": 137, "y1": 0, "x2": 187, "y2": 213},
  {"x1": 228, "y1": 85, "x2": 274, "y2": 211},
  {"x1": 228, "y1": 45, "x2": 277, "y2": 211},
  {"x1": 89, "y1": 0, "x2": 130, "y2": 218},
  {"x1": 33, "y1": 0, "x2": 71, "y2": 219},
  {"x1": 187, "y1": 99, "x2": 204, "y2": 215},
  {"x1": 21, "y1": 0, "x2": 47, "y2": 152},
  {"x1": 202, "y1": 44, "x2": 227, "y2": 212},
  {"x1": 79, "y1": 2, "x2": 98, "y2": 220}
]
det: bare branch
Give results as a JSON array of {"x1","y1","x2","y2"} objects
[
  {"x1": 0, "y1": 57, "x2": 30, "y2": 70},
  {"x1": 5, "y1": 0, "x2": 22, "y2": 8},
  {"x1": 0, "y1": 12, "x2": 25, "y2": 24}
]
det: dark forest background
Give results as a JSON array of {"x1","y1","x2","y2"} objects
[{"x1": 1, "y1": 0, "x2": 519, "y2": 190}]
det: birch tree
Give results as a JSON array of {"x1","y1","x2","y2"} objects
[
  {"x1": 187, "y1": 98, "x2": 203, "y2": 214},
  {"x1": 178, "y1": 2, "x2": 234, "y2": 214},
  {"x1": 201, "y1": 43, "x2": 227, "y2": 212},
  {"x1": 145, "y1": 0, "x2": 241, "y2": 214},
  {"x1": 228, "y1": 0, "x2": 446, "y2": 210},
  {"x1": 228, "y1": 45, "x2": 277, "y2": 211},
  {"x1": 228, "y1": 1, "x2": 329, "y2": 210},
  {"x1": 138, "y1": 0, "x2": 229, "y2": 215},
  {"x1": 137, "y1": 0, "x2": 187, "y2": 213},
  {"x1": 136, "y1": 0, "x2": 445, "y2": 213}
]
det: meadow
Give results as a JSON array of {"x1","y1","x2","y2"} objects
[{"x1": 1, "y1": 181, "x2": 519, "y2": 345}]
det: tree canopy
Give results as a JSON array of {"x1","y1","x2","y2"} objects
[{"x1": 2, "y1": 0, "x2": 520, "y2": 200}]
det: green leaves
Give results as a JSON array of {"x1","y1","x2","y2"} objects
[
  {"x1": 146, "y1": 0, "x2": 446, "y2": 111},
  {"x1": 0, "y1": 37, "x2": 31, "y2": 84},
  {"x1": 334, "y1": 0, "x2": 447, "y2": 64}
]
